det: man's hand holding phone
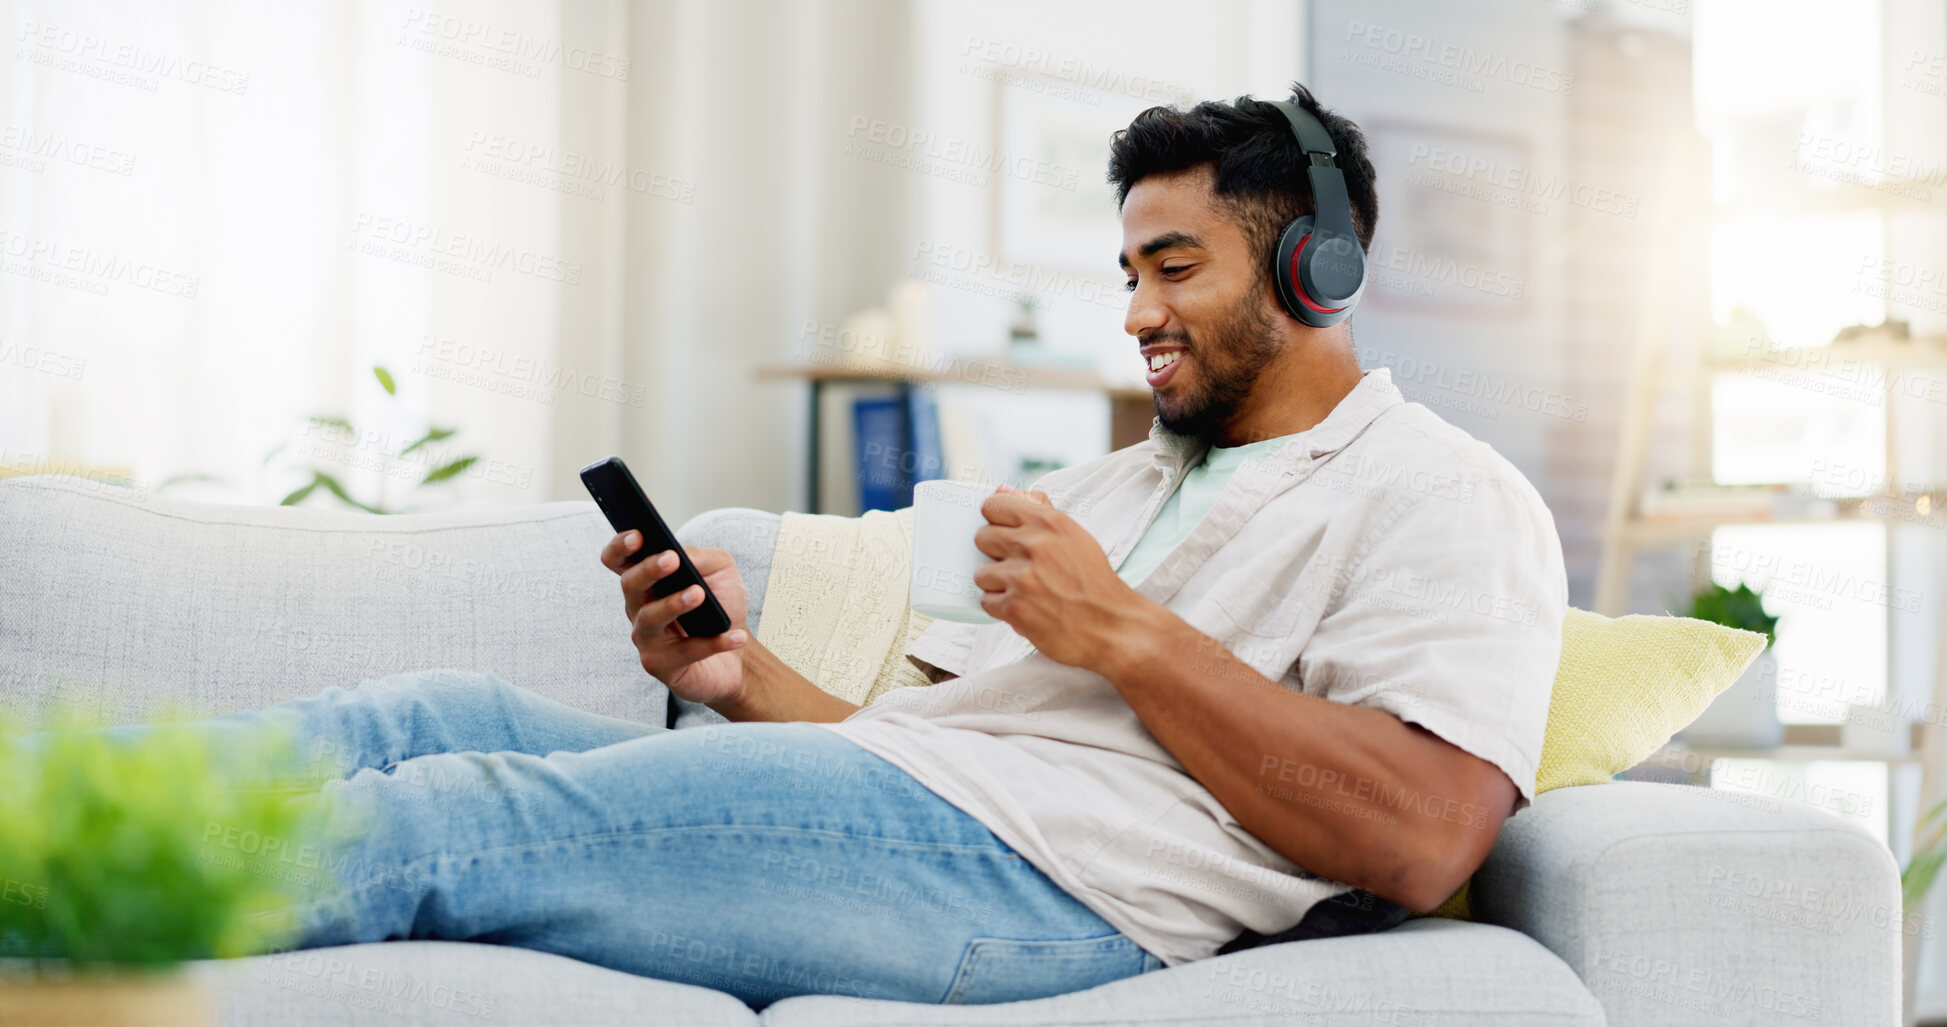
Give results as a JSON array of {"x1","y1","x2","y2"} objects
[
  {"x1": 582, "y1": 456, "x2": 860, "y2": 725},
  {"x1": 599, "y1": 531, "x2": 751, "y2": 706}
]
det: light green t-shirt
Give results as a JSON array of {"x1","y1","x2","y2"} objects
[{"x1": 1113, "y1": 432, "x2": 1298, "y2": 587}]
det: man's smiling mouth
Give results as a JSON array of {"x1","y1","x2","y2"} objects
[{"x1": 1143, "y1": 348, "x2": 1188, "y2": 388}]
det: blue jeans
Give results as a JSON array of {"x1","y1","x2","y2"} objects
[{"x1": 190, "y1": 670, "x2": 1163, "y2": 1009}]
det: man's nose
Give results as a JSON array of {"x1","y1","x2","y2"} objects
[{"x1": 1124, "y1": 279, "x2": 1164, "y2": 338}]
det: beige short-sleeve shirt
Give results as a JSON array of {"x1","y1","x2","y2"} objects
[{"x1": 814, "y1": 367, "x2": 1568, "y2": 966}]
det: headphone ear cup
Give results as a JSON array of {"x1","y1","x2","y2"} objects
[{"x1": 1273, "y1": 215, "x2": 1328, "y2": 327}]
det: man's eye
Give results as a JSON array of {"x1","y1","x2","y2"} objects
[{"x1": 1126, "y1": 264, "x2": 1192, "y2": 291}]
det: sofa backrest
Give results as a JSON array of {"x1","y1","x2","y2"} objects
[{"x1": 0, "y1": 476, "x2": 665, "y2": 726}]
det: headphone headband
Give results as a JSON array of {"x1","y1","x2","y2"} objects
[
  {"x1": 1267, "y1": 100, "x2": 1358, "y2": 248},
  {"x1": 1268, "y1": 99, "x2": 1337, "y2": 158}
]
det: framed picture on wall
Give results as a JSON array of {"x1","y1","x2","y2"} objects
[
  {"x1": 990, "y1": 71, "x2": 1177, "y2": 275},
  {"x1": 1361, "y1": 121, "x2": 1532, "y2": 317}
]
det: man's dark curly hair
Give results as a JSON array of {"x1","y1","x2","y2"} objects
[{"x1": 1106, "y1": 82, "x2": 1378, "y2": 282}]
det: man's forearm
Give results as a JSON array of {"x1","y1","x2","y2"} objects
[
  {"x1": 708, "y1": 636, "x2": 862, "y2": 724},
  {"x1": 1093, "y1": 607, "x2": 1503, "y2": 912}
]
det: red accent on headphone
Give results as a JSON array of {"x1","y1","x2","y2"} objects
[{"x1": 1289, "y1": 232, "x2": 1345, "y2": 314}]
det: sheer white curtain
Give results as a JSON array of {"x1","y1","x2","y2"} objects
[{"x1": 2, "y1": 0, "x2": 912, "y2": 524}]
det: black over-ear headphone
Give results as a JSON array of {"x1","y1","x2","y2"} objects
[{"x1": 1267, "y1": 99, "x2": 1366, "y2": 327}]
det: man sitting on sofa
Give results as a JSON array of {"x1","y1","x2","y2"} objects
[{"x1": 50, "y1": 83, "x2": 1566, "y2": 1010}]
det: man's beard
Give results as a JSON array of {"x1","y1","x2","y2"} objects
[{"x1": 1150, "y1": 286, "x2": 1284, "y2": 444}]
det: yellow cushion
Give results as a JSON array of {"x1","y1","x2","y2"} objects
[{"x1": 1422, "y1": 606, "x2": 1769, "y2": 919}]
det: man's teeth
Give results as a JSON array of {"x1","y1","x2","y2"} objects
[{"x1": 1147, "y1": 351, "x2": 1184, "y2": 372}]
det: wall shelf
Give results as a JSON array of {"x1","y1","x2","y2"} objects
[{"x1": 755, "y1": 359, "x2": 1155, "y2": 514}]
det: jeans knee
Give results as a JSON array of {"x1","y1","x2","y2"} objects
[
  {"x1": 325, "y1": 769, "x2": 438, "y2": 890},
  {"x1": 361, "y1": 669, "x2": 510, "y2": 708}
]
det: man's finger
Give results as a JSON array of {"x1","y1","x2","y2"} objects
[
  {"x1": 996, "y1": 483, "x2": 1050, "y2": 506},
  {"x1": 980, "y1": 493, "x2": 1035, "y2": 527},
  {"x1": 684, "y1": 546, "x2": 734, "y2": 576},
  {"x1": 971, "y1": 559, "x2": 1011, "y2": 593},
  {"x1": 973, "y1": 523, "x2": 1012, "y2": 561},
  {"x1": 632, "y1": 588, "x2": 700, "y2": 645},
  {"x1": 619, "y1": 549, "x2": 680, "y2": 598},
  {"x1": 600, "y1": 530, "x2": 643, "y2": 573}
]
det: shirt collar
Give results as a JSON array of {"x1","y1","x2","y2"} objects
[
  {"x1": 1293, "y1": 366, "x2": 1404, "y2": 460},
  {"x1": 1146, "y1": 366, "x2": 1404, "y2": 475}
]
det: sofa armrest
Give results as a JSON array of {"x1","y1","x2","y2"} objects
[
  {"x1": 1473, "y1": 781, "x2": 1902, "y2": 1026},
  {"x1": 665, "y1": 508, "x2": 782, "y2": 729}
]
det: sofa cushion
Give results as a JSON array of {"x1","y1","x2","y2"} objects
[
  {"x1": 757, "y1": 918, "x2": 1603, "y2": 1025},
  {"x1": 191, "y1": 942, "x2": 760, "y2": 1025},
  {"x1": 1537, "y1": 606, "x2": 1768, "y2": 793},
  {"x1": 0, "y1": 475, "x2": 662, "y2": 726}
]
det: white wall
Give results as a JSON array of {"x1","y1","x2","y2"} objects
[
  {"x1": 1307, "y1": 0, "x2": 1572, "y2": 490},
  {"x1": 901, "y1": 0, "x2": 1306, "y2": 485}
]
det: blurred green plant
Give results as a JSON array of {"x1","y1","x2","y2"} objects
[
  {"x1": 268, "y1": 365, "x2": 480, "y2": 514},
  {"x1": 1683, "y1": 581, "x2": 1779, "y2": 648},
  {"x1": 0, "y1": 709, "x2": 354, "y2": 968},
  {"x1": 1907, "y1": 797, "x2": 1947, "y2": 915}
]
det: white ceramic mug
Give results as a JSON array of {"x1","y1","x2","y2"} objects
[{"x1": 910, "y1": 479, "x2": 1000, "y2": 624}]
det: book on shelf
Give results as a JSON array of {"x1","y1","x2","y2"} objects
[
  {"x1": 849, "y1": 387, "x2": 950, "y2": 513},
  {"x1": 853, "y1": 395, "x2": 906, "y2": 512},
  {"x1": 905, "y1": 387, "x2": 946, "y2": 488}
]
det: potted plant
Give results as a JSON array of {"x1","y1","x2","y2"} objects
[
  {"x1": 269, "y1": 365, "x2": 482, "y2": 514},
  {"x1": 159, "y1": 364, "x2": 484, "y2": 513},
  {"x1": 1675, "y1": 581, "x2": 1783, "y2": 749},
  {"x1": 0, "y1": 712, "x2": 350, "y2": 1027}
]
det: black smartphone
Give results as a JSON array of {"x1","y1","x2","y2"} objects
[{"x1": 579, "y1": 456, "x2": 733, "y2": 638}]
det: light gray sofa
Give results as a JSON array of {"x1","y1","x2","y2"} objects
[{"x1": 0, "y1": 475, "x2": 1902, "y2": 1025}]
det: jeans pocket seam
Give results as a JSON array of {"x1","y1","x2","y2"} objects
[
  {"x1": 941, "y1": 935, "x2": 1142, "y2": 1005},
  {"x1": 941, "y1": 941, "x2": 983, "y2": 1004}
]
